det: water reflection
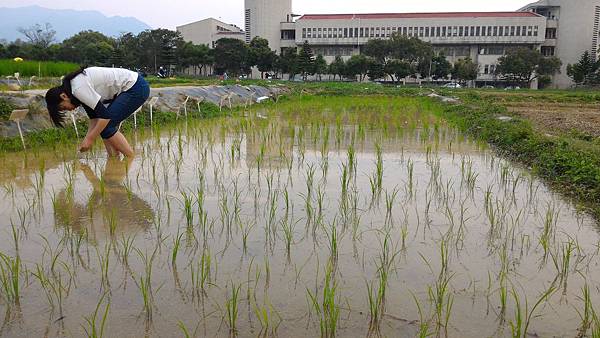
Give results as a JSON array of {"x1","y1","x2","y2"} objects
[{"x1": 54, "y1": 158, "x2": 153, "y2": 240}]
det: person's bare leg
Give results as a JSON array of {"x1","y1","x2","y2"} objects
[
  {"x1": 103, "y1": 139, "x2": 120, "y2": 157},
  {"x1": 105, "y1": 132, "x2": 135, "y2": 158}
]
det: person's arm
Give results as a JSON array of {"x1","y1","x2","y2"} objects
[{"x1": 79, "y1": 102, "x2": 111, "y2": 152}]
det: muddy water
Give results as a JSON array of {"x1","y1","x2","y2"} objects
[{"x1": 0, "y1": 97, "x2": 598, "y2": 338}]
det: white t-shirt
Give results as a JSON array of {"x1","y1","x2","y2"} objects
[{"x1": 71, "y1": 67, "x2": 138, "y2": 109}]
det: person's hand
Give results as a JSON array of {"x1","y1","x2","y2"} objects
[{"x1": 79, "y1": 137, "x2": 94, "y2": 152}]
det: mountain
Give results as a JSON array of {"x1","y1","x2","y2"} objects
[{"x1": 0, "y1": 5, "x2": 152, "y2": 42}]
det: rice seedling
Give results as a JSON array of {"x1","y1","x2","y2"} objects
[
  {"x1": 253, "y1": 297, "x2": 282, "y2": 336},
  {"x1": 96, "y1": 243, "x2": 111, "y2": 291},
  {"x1": 191, "y1": 247, "x2": 212, "y2": 301},
  {"x1": 575, "y1": 283, "x2": 594, "y2": 337},
  {"x1": 180, "y1": 190, "x2": 195, "y2": 229},
  {"x1": 509, "y1": 286, "x2": 556, "y2": 338},
  {"x1": 0, "y1": 252, "x2": 22, "y2": 305},
  {"x1": 225, "y1": 282, "x2": 242, "y2": 334},
  {"x1": 178, "y1": 321, "x2": 193, "y2": 338},
  {"x1": 82, "y1": 292, "x2": 110, "y2": 338},
  {"x1": 383, "y1": 187, "x2": 399, "y2": 225},
  {"x1": 171, "y1": 231, "x2": 184, "y2": 266},
  {"x1": 307, "y1": 261, "x2": 340, "y2": 338},
  {"x1": 118, "y1": 234, "x2": 136, "y2": 266}
]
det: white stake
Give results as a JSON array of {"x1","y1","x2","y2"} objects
[
  {"x1": 69, "y1": 112, "x2": 79, "y2": 138},
  {"x1": 10, "y1": 109, "x2": 29, "y2": 150}
]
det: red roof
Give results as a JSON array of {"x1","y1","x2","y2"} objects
[{"x1": 299, "y1": 12, "x2": 541, "y2": 20}]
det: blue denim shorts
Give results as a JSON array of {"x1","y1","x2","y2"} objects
[{"x1": 101, "y1": 74, "x2": 150, "y2": 139}]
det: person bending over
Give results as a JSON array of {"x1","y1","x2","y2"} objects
[{"x1": 45, "y1": 66, "x2": 150, "y2": 157}]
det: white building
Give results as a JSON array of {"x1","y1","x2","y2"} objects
[
  {"x1": 176, "y1": 0, "x2": 600, "y2": 88},
  {"x1": 177, "y1": 18, "x2": 244, "y2": 48},
  {"x1": 292, "y1": 12, "x2": 547, "y2": 85},
  {"x1": 520, "y1": 0, "x2": 600, "y2": 88},
  {"x1": 244, "y1": 0, "x2": 293, "y2": 52}
]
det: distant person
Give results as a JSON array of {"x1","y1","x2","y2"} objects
[
  {"x1": 223, "y1": 72, "x2": 229, "y2": 81},
  {"x1": 158, "y1": 66, "x2": 167, "y2": 78},
  {"x1": 45, "y1": 67, "x2": 149, "y2": 157}
]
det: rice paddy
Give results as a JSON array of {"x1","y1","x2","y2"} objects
[{"x1": 0, "y1": 95, "x2": 599, "y2": 337}]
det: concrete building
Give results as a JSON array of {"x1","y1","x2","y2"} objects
[
  {"x1": 244, "y1": 0, "x2": 293, "y2": 52},
  {"x1": 519, "y1": 0, "x2": 600, "y2": 88},
  {"x1": 176, "y1": 0, "x2": 600, "y2": 87},
  {"x1": 177, "y1": 18, "x2": 244, "y2": 48},
  {"x1": 292, "y1": 12, "x2": 547, "y2": 85}
]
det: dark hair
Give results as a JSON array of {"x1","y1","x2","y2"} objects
[{"x1": 45, "y1": 67, "x2": 87, "y2": 127}]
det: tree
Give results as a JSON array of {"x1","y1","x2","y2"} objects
[
  {"x1": 297, "y1": 41, "x2": 315, "y2": 80},
  {"x1": 314, "y1": 54, "x2": 328, "y2": 81},
  {"x1": 113, "y1": 33, "x2": 141, "y2": 69},
  {"x1": 275, "y1": 48, "x2": 298, "y2": 80},
  {"x1": 136, "y1": 29, "x2": 185, "y2": 73},
  {"x1": 328, "y1": 56, "x2": 346, "y2": 80},
  {"x1": 567, "y1": 51, "x2": 599, "y2": 86},
  {"x1": 17, "y1": 23, "x2": 56, "y2": 48},
  {"x1": 418, "y1": 53, "x2": 452, "y2": 80},
  {"x1": 452, "y1": 57, "x2": 478, "y2": 84},
  {"x1": 367, "y1": 59, "x2": 385, "y2": 81},
  {"x1": 385, "y1": 60, "x2": 413, "y2": 82},
  {"x1": 213, "y1": 38, "x2": 249, "y2": 76},
  {"x1": 248, "y1": 37, "x2": 276, "y2": 78},
  {"x1": 58, "y1": 31, "x2": 115, "y2": 66},
  {"x1": 363, "y1": 33, "x2": 433, "y2": 83},
  {"x1": 345, "y1": 54, "x2": 369, "y2": 81},
  {"x1": 179, "y1": 42, "x2": 213, "y2": 76},
  {"x1": 496, "y1": 48, "x2": 562, "y2": 87},
  {"x1": 431, "y1": 54, "x2": 452, "y2": 80}
]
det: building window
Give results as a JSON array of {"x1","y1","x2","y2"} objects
[
  {"x1": 534, "y1": 26, "x2": 539, "y2": 36},
  {"x1": 541, "y1": 46, "x2": 555, "y2": 56},
  {"x1": 484, "y1": 65, "x2": 489, "y2": 74},
  {"x1": 355, "y1": 28, "x2": 358, "y2": 37},
  {"x1": 302, "y1": 28, "x2": 306, "y2": 39},
  {"x1": 360, "y1": 28, "x2": 364, "y2": 37},
  {"x1": 546, "y1": 28, "x2": 557, "y2": 39}
]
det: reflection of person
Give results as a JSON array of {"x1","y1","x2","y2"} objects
[
  {"x1": 54, "y1": 158, "x2": 153, "y2": 238},
  {"x1": 45, "y1": 67, "x2": 150, "y2": 158}
]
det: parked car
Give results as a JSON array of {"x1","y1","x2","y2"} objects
[
  {"x1": 504, "y1": 86, "x2": 521, "y2": 90},
  {"x1": 481, "y1": 85, "x2": 495, "y2": 89},
  {"x1": 442, "y1": 82, "x2": 462, "y2": 88}
]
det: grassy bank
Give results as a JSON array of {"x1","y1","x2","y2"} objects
[{"x1": 437, "y1": 95, "x2": 600, "y2": 217}]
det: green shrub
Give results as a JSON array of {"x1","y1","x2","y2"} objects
[{"x1": 0, "y1": 98, "x2": 15, "y2": 120}]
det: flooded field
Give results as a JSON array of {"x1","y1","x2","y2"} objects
[{"x1": 0, "y1": 96, "x2": 599, "y2": 337}]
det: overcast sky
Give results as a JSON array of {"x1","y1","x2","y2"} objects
[{"x1": 1, "y1": 0, "x2": 535, "y2": 29}]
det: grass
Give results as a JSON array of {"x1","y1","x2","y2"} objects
[{"x1": 0, "y1": 59, "x2": 79, "y2": 77}]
